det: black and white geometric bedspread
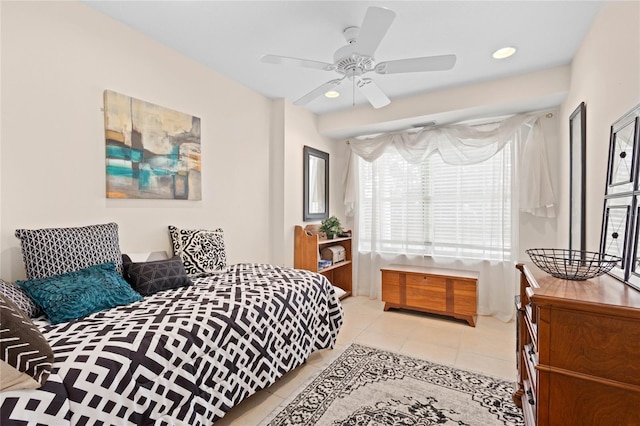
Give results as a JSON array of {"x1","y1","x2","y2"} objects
[{"x1": 0, "y1": 263, "x2": 344, "y2": 425}]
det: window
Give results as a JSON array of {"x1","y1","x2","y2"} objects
[{"x1": 358, "y1": 143, "x2": 512, "y2": 261}]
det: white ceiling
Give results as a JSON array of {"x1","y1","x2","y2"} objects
[{"x1": 84, "y1": 1, "x2": 602, "y2": 116}]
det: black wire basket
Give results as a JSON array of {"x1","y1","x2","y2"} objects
[{"x1": 525, "y1": 248, "x2": 621, "y2": 281}]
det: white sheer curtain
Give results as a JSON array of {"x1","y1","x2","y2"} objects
[{"x1": 344, "y1": 114, "x2": 556, "y2": 322}]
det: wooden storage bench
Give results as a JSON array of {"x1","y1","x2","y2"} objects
[{"x1": 381, "y1": 264, "x2": 478, "y2": 326}]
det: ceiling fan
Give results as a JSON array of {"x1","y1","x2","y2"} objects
[{"x1": 261, "y1": 6, "x2": 456, "y2": 109}]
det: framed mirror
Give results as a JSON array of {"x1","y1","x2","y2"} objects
[
  {"x1": 569, "y1": 102, "x2": 586, "y2": 252},
  {"x1": 303, "y1": 146, "x2": 329, "y2": 221}
]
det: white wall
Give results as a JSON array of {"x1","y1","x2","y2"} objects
[
  {"x1": 558, "y1": 1, "x2": 640, "y2": 251},
  {"x1": 279, "y1": 102, "x2": 348, "y2": 267},
  {"x1": 0, "y1": 2, "x2": 273, "y2": 279},
  {"x1": 269, "y1": 99, "x2": 287, "y2": 266},
  {"x1": 0, "y1": 0, "x2": 3, "y2": 275}
]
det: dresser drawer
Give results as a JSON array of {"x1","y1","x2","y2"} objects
[
  {"x1": 523, "y1": 343, "x2": 538, "y2": 391},
  {"x1": 522, "y1": 379, "x2": 536, "y2": 426}
]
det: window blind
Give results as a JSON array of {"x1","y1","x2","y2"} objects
[{"x1": 358, "y1": 143, "x2": 512, "y2": 261}]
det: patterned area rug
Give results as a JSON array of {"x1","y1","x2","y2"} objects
[{"x1": 261, "y1": 344, "x2": 524, "y2": 426}]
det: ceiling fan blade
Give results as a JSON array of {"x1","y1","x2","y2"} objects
[
  {"x1": 376, "y1": 54, "x2": 457, "y2": 74},
  {"x1": 357, "y1": 78, "x2": 390, "y2": 109},
  {"x1": 354, "y1": 7, "x2": 396, "y2": 57},
  {"x1": 294, "y1": 79, "x2": 343, "y2": 106},
  {"x1": 261, "y1": 54, "x2": 334, "y2": 71}
]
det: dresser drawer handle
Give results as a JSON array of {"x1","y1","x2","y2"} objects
[{"x1": 526, "y1": 389, "x2": 535, "y2": 406}]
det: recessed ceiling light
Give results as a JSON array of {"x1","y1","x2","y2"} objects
[
  {"x1": 325, "y1": 90, "x2": 340, "y2": 98},
  {"x1": 492, "y1": 47, "x2": 516, "y2": 59}
]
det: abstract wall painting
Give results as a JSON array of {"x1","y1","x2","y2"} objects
[{"x1": 104, "y1": 90, "x2": 201, "y2": 200}]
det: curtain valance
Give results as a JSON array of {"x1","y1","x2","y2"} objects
[{"x1": 344, "y1": 114, "x2": 556, "y2": 218}]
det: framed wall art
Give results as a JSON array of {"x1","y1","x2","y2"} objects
[
  {"x1": 627, "y1": 198, "x2": 640, "y2": 290},
  {"x1": 600, "y1": 103, "x2": 640, "y2": 287},
  {"x1": 605, "y1": 106, "x2": 638, "y2": 195},
  {"x1": 104, "y1": 90, "x2": 202, "y2": 200},
  {"x1": 600, "y1": 195, "x2": 632, "y2": 281}
]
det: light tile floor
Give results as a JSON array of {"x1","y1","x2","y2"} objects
[{"x1": 214, "y1": 296, "x2": 517, "y2": 425}]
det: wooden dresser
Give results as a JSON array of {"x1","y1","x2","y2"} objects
[
  {"x1": 381, "y1": 264, "x2": 478, "y2": 326},
  {"x1": 514, "y1": 264, "x2": 640, "y2": 425}
]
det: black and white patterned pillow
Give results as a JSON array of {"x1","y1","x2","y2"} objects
[
  {"x1": 0, "y1": 293, "x2": 54, "y2": 391},
  {"x1": 0, "y1": 279, "x2": 39, "y2": 318},
  {"x1": 15, "y1": 223, "x2": 123, "y2": 280},
  {"x1": 168, "y1": 226, "x2": 227, "y2": 277}
]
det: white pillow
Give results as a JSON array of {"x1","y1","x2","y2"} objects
[
  {"x1": 125, "y1": 251, "x2": 169, "y2": 262},
  {"x1": 333, "y1": 285, "x2": 346, "y2": 299}
]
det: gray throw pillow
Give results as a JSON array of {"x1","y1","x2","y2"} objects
[{"x1": 122, "y1": 254, "x2": 193, "y2": 296}]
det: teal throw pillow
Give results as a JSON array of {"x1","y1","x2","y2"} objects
[{"x1": 17, "y1": 262, "x2": 142, "y2": 325}]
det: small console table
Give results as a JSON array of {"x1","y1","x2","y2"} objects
[{"x1": 380, "y1": 264, "x2": 478, "y2": 326}]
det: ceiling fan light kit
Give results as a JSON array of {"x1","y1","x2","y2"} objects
[
  {"x1": 261, "y1": 6, "x2": 457, "y2": 109},
  {"x1": 492, "y1": 46, "x2": 517, "y2": 59}
]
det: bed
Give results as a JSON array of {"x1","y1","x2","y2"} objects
[{"x1": 0, "y1": 224, "x2": 344, "y2": 425}]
